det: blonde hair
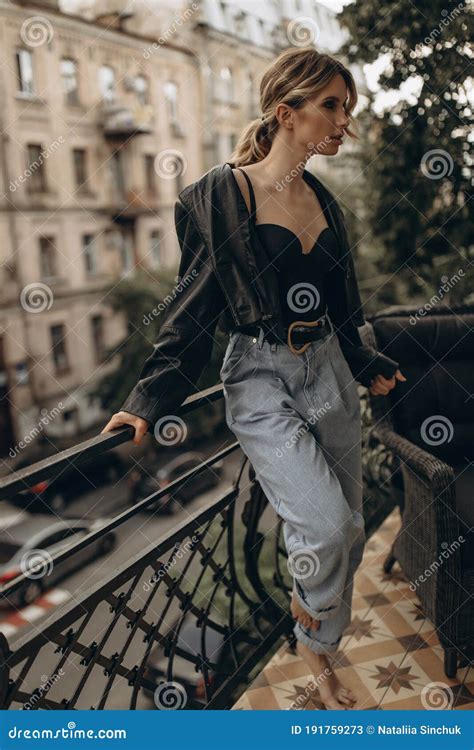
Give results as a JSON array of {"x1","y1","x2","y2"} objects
[{"x1": 229, "y1": 46, "x2": 359, "y2": 168}]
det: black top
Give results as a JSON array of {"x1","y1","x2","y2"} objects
[{"x1": 234, "y1": 167, "x2": 360, "y2": 345}]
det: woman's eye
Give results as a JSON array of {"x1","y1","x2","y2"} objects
[{"x1": 324, "y1": 102, "x2": 335, "y2": 108}]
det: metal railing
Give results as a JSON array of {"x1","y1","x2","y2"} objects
[{"x1": 0, "y1": 384, "x2": 294, "y2": 710}]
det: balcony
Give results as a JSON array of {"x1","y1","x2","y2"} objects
[
  {"x1": 100, "y1": 101, "x2": 153, "y2": 138},
  {"x1": 233, "y1": 509, "x2": 473, "y2": 710},
  {"x1": 0, "y1": 365, "x2": 472, "y2": 710}
]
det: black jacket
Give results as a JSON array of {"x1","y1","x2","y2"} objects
[{"x1": 120, "y1": 162, "x2": 399, "y2": 425}]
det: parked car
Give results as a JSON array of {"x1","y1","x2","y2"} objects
[
  {"x1": 142, "y1": 613, "x2": 229, "y2": 706},
  {"x1": 0, "y1": 517, "x2": 116, "y2": 608},
  {"x1": 9, "y1": 450, "x2": 125, "y2": 513},
  {"x1": 128, "y1": 452, "x2": 224, "y2": 514}
]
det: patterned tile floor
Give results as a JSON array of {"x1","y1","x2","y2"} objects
[{"x1": 232, "y1": 508, "x2": 473, "y2": 710}]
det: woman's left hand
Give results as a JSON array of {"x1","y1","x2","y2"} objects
[{"x1": 369, "y1": 368, "x2": 407, "y2": 396}]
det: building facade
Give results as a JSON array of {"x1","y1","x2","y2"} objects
[{"x1": 0, "y1": 0, "x2": 365, "y2": 453}]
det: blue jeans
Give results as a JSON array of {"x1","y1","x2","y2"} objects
[{"x1": 220, "y1": 319, "x2": 366, "y2": 655}]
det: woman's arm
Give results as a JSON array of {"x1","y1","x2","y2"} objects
[{"x1": 116, "y1": 199, "x2": 227, "y2": 426}]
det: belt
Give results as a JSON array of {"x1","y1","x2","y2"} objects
[{"x1": 239, "y1": 314, "x2": 331, "y2": 355}]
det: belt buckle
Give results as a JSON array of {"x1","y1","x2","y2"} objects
[{"x1": 287, "y1": 319, "x2": 322, "y2": 355}]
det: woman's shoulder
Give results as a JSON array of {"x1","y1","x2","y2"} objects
[{"x1": 230, "y1": 167, "x2": 253, "y2": 215}]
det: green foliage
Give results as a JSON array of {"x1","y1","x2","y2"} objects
[{"x1": 338, "y1": 0, "x2": 472, "y2": 307}]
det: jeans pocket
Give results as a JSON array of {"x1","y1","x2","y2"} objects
[{"x1": 220, "y1": 332, "x2": 241, "y2": 377}]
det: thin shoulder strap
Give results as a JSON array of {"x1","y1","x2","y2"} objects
[{"x1": 234, "y1": 167, "x2": 257, "y2": 219}]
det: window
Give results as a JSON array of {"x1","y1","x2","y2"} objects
[
  {"x1": 109, "y1": 150, "x2": 126, "y2": 199},
  {"x1": 60, "y1": 58, "x2": 79, "y2": 105},
  {"x1": 119, "y1": 232, "x2": 134, "y2": 273},
  {"x1": 144, "y1": 154, "x2": 156, "y2": 193},
  {"x1": 16, "y1": 49, "x2": 34, "y2": 95},
  {"x1": 26, "y1": 144, "x2": 47, "y2": 192},
  {"x1": 91, "y1": 315, "x2": 105, "y2": 362},
  {"x1": 50, "y1": 324, "x2": 69, "y2": 373},
  {"x1": 135, "y1": 75, "x2": 149, "y2": 106},
  {"x1": 164, "y1": 81, "x2": 178, "y2": 122},
  {"x1": 82, "y1": 233, "x2": 96, "y2": 274},
  {"x1": 72, "y1": 148, "x2": 88, "y2": 189},
  {"x1": 99, "y1": 65, "x2": 116, "y2": 102},
  {"x1": 39, "y1": 236, "x2": 57, "y2": 278},
  {"x1": 218, "y1": 67, "x2": 233, "y2": 103},
  {"x1": 149, "y1": 230, "x2": 162, "y2": 267}
]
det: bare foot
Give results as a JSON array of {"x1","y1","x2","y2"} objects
[
  {"x1": 296, "y1": 641, "x2": 357, "y2": 710},
  {"x1": 291, "y1": 592, "x2": 321, "y2": 631}
]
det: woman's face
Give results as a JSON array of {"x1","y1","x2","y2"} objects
[{"x1": 292, "y1": 73, "x2": 352, "y2": 155}]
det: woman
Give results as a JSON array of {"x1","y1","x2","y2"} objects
[{"x1": 102, "y1": 47, "x2": 406, "y2": 709}]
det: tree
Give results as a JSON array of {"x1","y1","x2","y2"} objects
[{"x1": 338, "y1": 0, "x2": 472, "y2": 306}]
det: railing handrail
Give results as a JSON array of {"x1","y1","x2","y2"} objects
[
  {"x1": 0, "y1": 442, "x2": 237, "y2": 599},
  {"x1": 0, "y1": 383, "x2": 225, "y2": 501}
]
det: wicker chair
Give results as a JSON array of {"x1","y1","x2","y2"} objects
[{"x1": 360, "y1": 304, "x2": 474, "y2": 678}]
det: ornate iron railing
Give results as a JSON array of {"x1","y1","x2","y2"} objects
[{"x1": 0, "y1": 384, "x2": 294, "y2": 710}]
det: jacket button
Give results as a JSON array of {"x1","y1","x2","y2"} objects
[
  {"x1": 345, "y1": 267, "x2": 351, "y2": 278},
  {"x1": 252, "y1": 337, "x2": 257, "y2": 343}
]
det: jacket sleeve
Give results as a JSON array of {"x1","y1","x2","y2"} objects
[
  {"x1": 119, "y1": 199, "x2": 227, "y2": 425},
  {"x1": 325, "y1": 262, "x2": 400, "y2": 388}
]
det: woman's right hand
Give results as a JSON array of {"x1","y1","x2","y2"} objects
[{"x1": 100, "y1": 411, "x2": 151, "y2": 446}]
